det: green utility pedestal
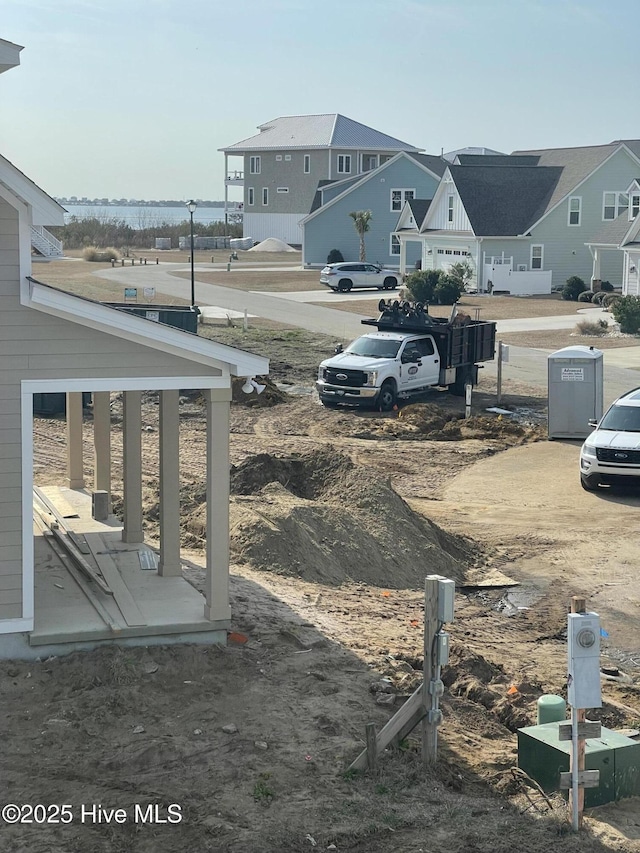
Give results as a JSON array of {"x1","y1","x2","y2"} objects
[{"x1": 518, "y1": 722, "x2": 640, "y2": 807}]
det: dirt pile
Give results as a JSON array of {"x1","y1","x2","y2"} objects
[
  {"x1": 182, "y1": 450, "x2": 485, "y2": 588},
  {"x1": 231, "y1": 376, "x2": 287, "y2": 407},
  {"x1": 353, "y1": 403, "x2": 546, "y2": 444}
]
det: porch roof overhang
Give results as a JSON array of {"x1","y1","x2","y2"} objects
[
  {"x1": 0, "y1": 153, "x2": 65, "y2": 225},
  {"x1": 26, "y1": 279, "x2": 269, "y2": 378}
]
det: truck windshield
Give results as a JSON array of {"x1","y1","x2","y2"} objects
[
  {"x1": 599, "y1": 405, "x2": 640, "y2": 432},
  {"x1": 346, "y1": 338, "x2": 401, "y2": 359}
]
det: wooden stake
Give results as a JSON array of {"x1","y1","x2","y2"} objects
[
  {"x1": 365, "y1": 723, "x2": 377, "y2": 772},
  {"x1": 570, "y1": 595, "x2": 587, "y2": 831},
  {"x1": 422, "y1": 576, "x2": 440, "y2": 765}
]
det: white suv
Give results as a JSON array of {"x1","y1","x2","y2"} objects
[
  {"x1": 320, "y1": 262, "x2": 401, "y2": 293},
  {"x1": 580, "y1": 388, "x2": 640, "y2": 490}
]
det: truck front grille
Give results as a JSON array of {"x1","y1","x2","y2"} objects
[{"x1": 324, "y1": 368, "x2": 367, "y2": 387}]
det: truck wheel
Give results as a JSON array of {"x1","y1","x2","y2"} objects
[
  {"x1": 450, "y1": 367, "x2": 471, "y2": 397},
  {"x1": 377, "y1": 380, "x2": 397, "y2": 412},
  {"x1": 338, "y1": 279, "x2": 352, "y2": 292},
  {"x1": 580, "y1": 473, "x2": 600, "y2": 491}
]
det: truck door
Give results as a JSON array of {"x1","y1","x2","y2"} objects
[{"x1": 399, "y1": 337, "x2": 440, "y2": 390}]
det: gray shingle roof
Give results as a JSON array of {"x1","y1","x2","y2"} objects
[
  {"x1": 405, "y1": 198, "x2": 431, "y2": 228},
  {"x1": 220, "y1": 114, "x2": 421, "y2": 152},
  {"x1": 511, "y1": 143, "x2": 621, "y2": 215},
  {"x1": 611, "y1": 140, "x2": 640, "y2": 160},
  {"x1": 404, "y1": 152, "x2": 447, "y2": 177},
  {"x1": 456, "y1": 154, "x2": 540, "y2": 167},
  {"x1": 585, "y1": 211, "x2": 634, "y2": 247},
  {"x1": 448, "y1": 165, "x2": 563, "y2": 236}
]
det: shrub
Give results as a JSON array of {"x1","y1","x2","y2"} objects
[
  {"x1": 600, "y1": 280, "x2": 614, "y2": 292},
  {"x1": 562, "y1": 276, "x2": 586, "y2": 301},
  {"x1": 575, "y1": 319, "x2": 609, "y2": 336},
  {"x1": 448, "y1": 260, "x2": 473, "y2": 289},
  {"x1": 82, "y1": 246, "x2": 121, "y2": 262},
  {"x1": 592, "y1": 291, "x2": 607, "y2": 305},
  {"x1": 434, "y1": 274, "x2": 465, "y2": 305},
  {"x1": 577, "y1": 291, "x2": 593, "y2": 302},
  {"x1": 327, "y1": 248, "x2": 344, "y2": 264},
  {"x1": 405, "y1": 269, "x2": 442, "y2": 303},
  {"x1": 602, "y1": 293, "x2": 621, "y2": 310},
  {"x1": 611, "y1": 295, "x2": 640, "y2": 333}
]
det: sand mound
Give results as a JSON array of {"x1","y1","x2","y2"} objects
[
  {"x1": 182, "y1": 450, "x2": 484, "y2": 588},
  {"x1": 231, "y1": 377, "x2": 287, "y2": 408},
  {"x1": 248, "y1": 237, "x2": 297, "y2": 252},
  {"x1": 354, "y1": 404, "x2": 546, "y2": 444}
]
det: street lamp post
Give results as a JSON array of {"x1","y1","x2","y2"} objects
[{"x1": 186, "y1": 199, "x2": 197, "y2": 307}]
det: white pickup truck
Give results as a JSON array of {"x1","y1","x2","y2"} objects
[{"x1": 316, "y1": 301, "x2": 497, "y2": 410}]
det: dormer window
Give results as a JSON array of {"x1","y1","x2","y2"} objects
[
  {"x1": 447, "y1": 195, "x2": 454, "y2": 224},
  {"x1": 631, "y1": 194, "x2": 640, "y2": 220}
]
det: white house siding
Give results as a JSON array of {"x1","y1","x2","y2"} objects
[
  {"x1": 529, "y1": 149, "x2": 640, "y2": 289},
  {"x1": 427, "y1": 180, "x2": 472, "y2": 232},
  {"x1": 243, "y1": 212, "x2": 304, "y2": 246},
  {"x1": 623, "y1": 249, "x2": 640, "y2": 296},
  {"x1": 0, "y1": 197, "x2": 226, "y2": 625},
  {"x1": 303, "y1": 157, "x2": 439, "y2": 267}
]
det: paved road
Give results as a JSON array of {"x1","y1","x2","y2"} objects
[{"x1": 96, "y1": 263, "x2": 640, "y2": 404}]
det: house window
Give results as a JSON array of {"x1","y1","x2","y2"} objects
[
  {"x1": 277, "y1": 187, "x2": 289, "y2": 193},
  {"x1": 603, "y1": 191, "x2": 629, "y2": 220},
  {"x1": 262, "y1": 187, "x2": 268, "y2": 206},
  {"x1": 285, "y1": 154, "x2": 292, "y2": 161},
  {"x1": 249, "y1": 156, "x2": 261, "y2": 175},
  {"x1": 631, "y1": 194, "x2": 640, "y2": 219},
  {"x1": 531, "y1": 244, "x2": 543, "y2": 270},
  {"x1": 391, "y1": 189, "x2": 415, "y2": 212},
  {"x1": 337, "y1": 155, "x2": 351, "y2": 174},
  {"x1": 390, "y1": 235, "x2": 400, "y2": 255},
  {"x1": 275, "y1": 155, "x2": 282, "y2": 161},
  {"x1": 362, "y1": 154, "x2": 378, "y2": 172},
  {"x1": 304, "y1": 155, "x2": 310, "y2": 174},
  {"x1": 447, "y1": 195, "x2": 454, "y2": 223},
  {"x1": 248, "y1": 187, "x2": 255, "y2": 206},
  {"x1": 568, "y1": 196, "x2": 582, "y2": 226}
]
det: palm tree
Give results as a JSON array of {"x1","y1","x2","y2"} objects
[{"x1": 349, "y1": 210, "x2": 372, "y2": 262}]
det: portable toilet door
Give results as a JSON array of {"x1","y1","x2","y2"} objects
[{"x1": 548, "y1": 345, "x2": 604, "y2": 439}]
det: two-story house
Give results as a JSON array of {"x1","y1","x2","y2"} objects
[
  {"x1": 219, "y1": 114, "x2": 422, "y2": 246},
  {"x1": 394, "y1": 143, "x2": 640, "y2": 294}
]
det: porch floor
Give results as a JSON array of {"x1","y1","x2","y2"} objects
[{"x1": 31, "y1": 487, "x2": 219, "y2": 647}]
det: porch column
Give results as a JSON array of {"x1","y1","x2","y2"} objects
[
  {"x1": 158, "y1": 389, "x2": 181, "y2": 576},
  {"x1": 93, "y1": 391, "x2": 111, "y2": 509},
  {"x1": 399, "y1": 238, "x2": 407, "y2": 275},
  {"x1": 122, "y1": 390, "x2": 144, "y2": 543},
  {"x1": 591, "y1": 247, "x2": 601, "y2": 291},
  {"x1": 66, "y1": 392, "x2": 85, "y2": 489},
  {"x1": 203, "y1": 389, "x2": 232, "y2": 623}
]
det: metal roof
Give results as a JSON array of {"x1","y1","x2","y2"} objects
[{"x1": 220, "y1": 114, "x2": 421, "y2": 152}]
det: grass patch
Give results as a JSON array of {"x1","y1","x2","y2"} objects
[
  {"x1": 82, "y1": 246, "x2": 121, "y2": 262},
  {"x1": 575, "y1": 319, "x2": 609, "y2": 335}
]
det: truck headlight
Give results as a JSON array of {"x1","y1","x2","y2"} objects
[
  {"x1": 582, "y1": 444, "x2": 597, "y2": 458},
  {"x1": 318, "y1": 366, "x2": 326, "y2": 381},
  {"x1": 365, "y1": 371, "x2": 378, "y2": 386}
]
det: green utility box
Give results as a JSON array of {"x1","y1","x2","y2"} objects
[{"x1": 518, "y1": 722, "x2": 640, "y2": 807}]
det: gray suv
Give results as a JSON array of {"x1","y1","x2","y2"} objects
[{"x1": 320, "y1": 262, "x2": 401, "y2": 293}]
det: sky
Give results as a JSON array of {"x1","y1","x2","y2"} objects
[{"x1": 1, "y1": 0, "x2": 639, "y2": 201}]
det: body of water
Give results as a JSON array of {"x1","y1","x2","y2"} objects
[{"x1": 63, "y1": 204, "x2": 231, "y2": 227}]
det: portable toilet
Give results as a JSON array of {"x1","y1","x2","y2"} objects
[{"x1": 548, "y1": 345, "x2": 603, "y2": 439}]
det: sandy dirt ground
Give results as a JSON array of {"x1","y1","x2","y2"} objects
[{"x1": 3, "y1": 358, "x2": 640, "y2": 852}]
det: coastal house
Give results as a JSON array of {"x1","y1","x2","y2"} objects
[
  {"x1": 300, "y1": 152, "x2": 446, "y2": 268},
  {"x1": 219, "y1": 114, "x2": 422, "y2": 246},
  {"x1": 395, "y1": 143, "x2": 640, "y2": 294},
  {"x1": 0, "y1": 38, "x2": 268, "y2": 658},
  {"x1": 585, "y1": 179, "x2": 640, "y2": 296}
]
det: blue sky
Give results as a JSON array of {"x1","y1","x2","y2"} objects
[{"x1": 2, "y1": 0, "x2": 638, "y2": 200}]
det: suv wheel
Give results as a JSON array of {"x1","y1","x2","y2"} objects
[
  {"x1": 580, "y1": 473, "x2": 600, "y2": 491},
  {"x1": 338, "y1": 279, "x2": 352, "y2": 292}
]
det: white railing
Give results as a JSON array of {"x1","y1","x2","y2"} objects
[{"x1": 31, "y1": 225, "x2": 63, "y2": 257}]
